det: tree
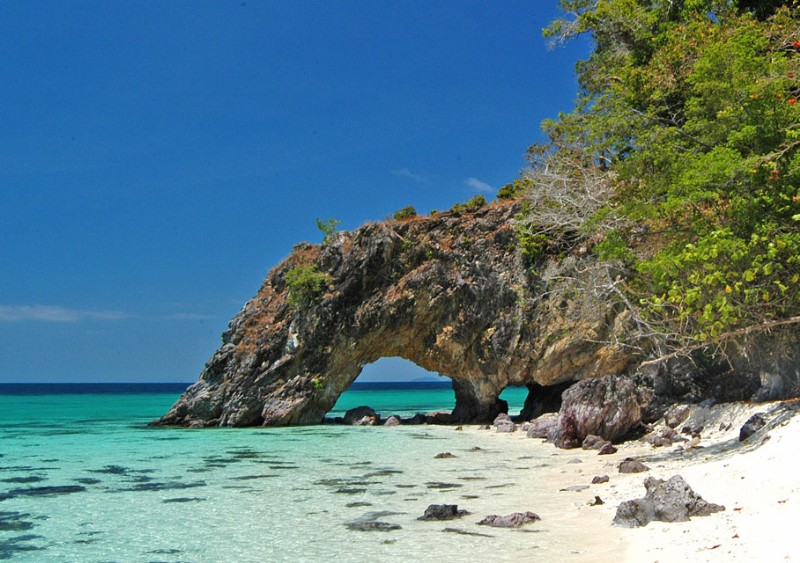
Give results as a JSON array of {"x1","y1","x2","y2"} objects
[
  {"x1": 392, "y1": 205, "x2": 418, "y2": 220},
  {"x1": 315, "y1": 218, "x2": 341, "y2": 245},
  {"x1": 535, "y1": 1, "x2": 800, "y2": 353}
]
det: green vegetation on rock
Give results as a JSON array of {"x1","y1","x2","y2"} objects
[
  {"x1": 496, "y1": 178, "x2": 530, "y2": 200},
  {"x1": 285, "y1": 263, "x2": 330, "y2": 307},
  {"x1": 451, "y1": 195, "x2": 488, "y2": 215},
  {"x1": 315, "y1": 218, "x2": 341, "y2": 245},
  {"x1": 393, "y1": 205, "x2": 418, "y2": 220}
]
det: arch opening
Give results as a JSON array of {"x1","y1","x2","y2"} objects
[
  {"x1": 498, "y1": 386, "x2": 528, "y2": 419},
  {"x1": 327, "y1": 357, "x2": 454, "y2": 422}
]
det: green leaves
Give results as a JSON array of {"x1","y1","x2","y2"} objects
[
  {"x1": 315, "y1": 218, "x2": 341, "y2": 245},
  {"x1": 285, "y1": 264, "x2": 331, "y2": 308},
  {"x1": 539, "y1": 1, "x2": 800, "y2": 345}
]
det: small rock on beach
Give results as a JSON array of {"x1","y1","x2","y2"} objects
[
  {"x1": 478, "y1": 511, "x2": 541, "y2": 528},
  {"x1": 613, "y1": 475, "x2": 724, "y2": 528}
]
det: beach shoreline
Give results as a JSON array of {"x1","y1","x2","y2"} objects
[{"x1": 463, "y1": 399, "x2": 800, "y2": 562}]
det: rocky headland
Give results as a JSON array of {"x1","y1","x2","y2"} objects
[{"x1": 155, "y1": 200, "x2": 800, "y2": 446}]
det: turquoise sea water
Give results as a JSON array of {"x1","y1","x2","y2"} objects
[
  {"x1": 330, "y1": 382, "x2": 528, "y2": 419},
  {"x1": 0, "y1": 384, "x2": 575, "y2": 563}
]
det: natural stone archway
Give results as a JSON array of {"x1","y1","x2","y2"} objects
[{"x1": 155, "y1": 201, "x2": 635, "y2": 427}]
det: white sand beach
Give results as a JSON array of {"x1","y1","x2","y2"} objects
[{"x1": 474, "y1": 401, "x2": 800, "y2": 562}]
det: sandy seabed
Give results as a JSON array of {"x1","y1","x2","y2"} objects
[{"x1": 470, "y1": 400, "x2": 800, "y2": 563}]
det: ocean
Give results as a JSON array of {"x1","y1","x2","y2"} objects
[{"x1": 0, "y1": 383, "x2": 594, "y2": 562}]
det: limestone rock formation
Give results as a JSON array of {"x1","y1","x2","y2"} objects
[
  {"x1": 552, "y1": 374, "x2": 653, "y2": 447},
  {"x1": 155, "y1": 201, "x2": 636, "y2": 427},
  {"x1": 613, "y1": 475, "x2": 725, "y2": 527}
]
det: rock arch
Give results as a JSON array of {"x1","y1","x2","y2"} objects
[{"x1": 155, "y1": 202, "x2": 634, "y2": 427}]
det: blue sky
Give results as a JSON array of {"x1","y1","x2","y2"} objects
[{"x1": 0, "y1": 1, "x2": 588, "y2": 383}]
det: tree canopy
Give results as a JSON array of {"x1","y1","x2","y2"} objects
[{"x1": 533, "y1": 0, "x2": 800, "y2": 352}]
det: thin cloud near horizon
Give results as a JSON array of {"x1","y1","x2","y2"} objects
[
  {"x1": 0, "y1": 305, "x2": 129, "y2": 323},
  {"x1": 0, "y1": 306, "x2": 217, "y2": 323}
]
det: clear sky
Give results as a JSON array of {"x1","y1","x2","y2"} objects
[{"x1": 0, "y1": 1, "x2": 588, "y2": 383}]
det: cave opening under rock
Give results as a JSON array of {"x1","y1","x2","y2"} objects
[{"x1": 326, "y1": 357, "x2": 567, "y2": 424}]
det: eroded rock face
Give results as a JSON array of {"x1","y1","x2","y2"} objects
[
  {"x1": 155, "y1": 201, "x2": 635, "y2": 427},
  {"x1": 553, "y1": 374, "x2": 653, "y2": 447}
]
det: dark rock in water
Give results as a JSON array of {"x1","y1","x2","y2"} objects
[
  {"x1": 592, "y1": 475, "x2": 610, "y2": 484},
  {"x1": 554, "y1": 375, "x2": 652, "y2": 448},
  {"x1": 478, "y1": 511, "x2": 541, "y2": 528},
  {"x1": 346, "y1": 502, "x2": 373, "y2": 508},
  {"x1": 434, "y1": 452, "x2": 456, "y2": 459},
  {"x1": 358, "y1": 510, "x2": 406, "y2": 521},
  {"x1": 403, "y1": 413, "x2": 427, "y2": 425},
  {"x1": 90, "y1": 465, "x2": 129, "y2": 475},
  {"x1": 162, "y1": 497, "x2": 205, "y2": 503},
  {"x1": 613, "y1": 475, "x2": 725, "y2": 527},
  {"x1": 590, "y1": 496, "x2": 604, "y2": 506},
  {"x1": 334, "y1": 488, "x2": 367, "y2": 495},
  {"x1": 0, "y1": 485, "x2": 86, "y2": 501},
  {"x1": 425, "y1": 482, "x2": 463, "y2": 490},
  {"x1": 383, "y1": 416, "x2": 400, "y2": 427},
  {"x1": 425, "y1": 411, "x2": 454, "y2": 425},
  {"x1": 344, "y1": 406, "x2": 378, "y2": 426},
  {"x1": 0, "y1": 476, "x2": 45, "y2": 484},
  {"x1": 119, "y1": 481, "x2": 206, "y2": 492},
  {"x1": 739, "y1": 413, "x2": 767, "y2": 442},
  {"x1": 346, "y1": 521, "x2": 401, "y2": 532},
  {"x1": 74, "y1": 478, "x2": 102, "y2": 485},
  {"x1": 618, "y1": 460, "x2": 649, "y2": 474},
  {"x1": 0, "y1": 512, "x2": 35, "y2": 532},
  {"x1": 0, "y1": 534, "x2": 44, "y2": 558},
  {"x1": 230, "y1": 474, "x2": 279, "y2": 481},
  {"x1": 418, "y1": 504, "x2": 470, "y2": 521},
  {"x1": 443, "y1": 527, "x2": 494, "y2": 537},
  {"x1": 598, "y1": 443, "x2": 618, "y2": 455}
]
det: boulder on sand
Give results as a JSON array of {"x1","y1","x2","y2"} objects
[{"x1": 613, "y1": 475, "x2": 724, "y2": 527}]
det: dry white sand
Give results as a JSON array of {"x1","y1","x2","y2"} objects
[
  {"x1": 619, "y1": 402, "x2": 800, "y2": 562},
  {"x1": 469, "y1": 400, "x2": 800, "y2": 562}
]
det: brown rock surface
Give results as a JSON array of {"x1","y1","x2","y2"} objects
[{"x1": 154, "y1": 201, "x2": 635, "y2": 427}]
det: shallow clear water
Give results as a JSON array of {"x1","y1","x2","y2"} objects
[{"x1": 0, "y1": 385, "x2": 584, "y2": 563}]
